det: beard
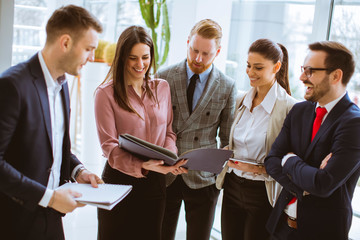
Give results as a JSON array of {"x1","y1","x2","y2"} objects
[
  {"x1": 187, "y1": 57, "x2": 214, "y2": 74},
  {"x1": 59, "y1": 49, "x2": 83, "y2": 77},
  {"x1": 304, "y1": 75, "x2": 330, "y2": 102}
]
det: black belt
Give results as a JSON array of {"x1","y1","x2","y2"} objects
[{"x1": 285, "y1": 214, "x2": 297, "y2": 229}]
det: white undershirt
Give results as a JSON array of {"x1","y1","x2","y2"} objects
[{"x1": 38, "y1": 51, "x2": 65, "y2": 207}]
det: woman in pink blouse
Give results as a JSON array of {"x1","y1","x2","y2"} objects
[{"x1": 94, "y1": 26, "x2": 187, "y2": 240}]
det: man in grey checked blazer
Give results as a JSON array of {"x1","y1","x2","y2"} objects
[{"x1": 157, "y1": 19, "x2": 236, "y2": 240}]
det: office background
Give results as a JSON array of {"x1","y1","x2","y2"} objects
[{"x1": 0, "y1": 0, "x2": 359, "y2": 239}]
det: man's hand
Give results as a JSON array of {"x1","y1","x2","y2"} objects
[
  {"x1": 49, "y1": 188, "x2": 84, "y2": 213},
  {"x1": 76, "y1": 169, "x2": 104, "y2": 188},
  {"x1": 320, "y1": 153, "x2": 332, "y2": 169},
  {"x1": 142, "y1": 159, "x2": 188, "y2": 175}
]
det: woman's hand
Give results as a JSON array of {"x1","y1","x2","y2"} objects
[
  {"x1": 142, "y1": 159, "x2": 188, "y2": 175},
  {"x1": 227, "y1": 160, "x2": 265, "y2": 175}
]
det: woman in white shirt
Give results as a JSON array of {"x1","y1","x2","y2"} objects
[{"x1": 216, "y1": 38, "x2": 297, "y2": 240}]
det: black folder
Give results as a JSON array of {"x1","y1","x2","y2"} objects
[{"x1": 118, "y1": 134, "x2": 233, "y2": 174}]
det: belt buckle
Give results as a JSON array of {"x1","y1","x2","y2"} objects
[{"x1": 286, "y1": 216, "x2": 297, "y2": 229}]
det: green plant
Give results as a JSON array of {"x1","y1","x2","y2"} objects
[{"x1": 139, "y1": 0, "x2": 170, "y2": 70}]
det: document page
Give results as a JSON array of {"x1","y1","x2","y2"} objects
[{"x1": 58, "y1": 183, "x2": 132, "y2": 210}]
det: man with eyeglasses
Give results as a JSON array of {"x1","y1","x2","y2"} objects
[{"x1": 264, "y1": 41, "x2": 360, "y2": 240}]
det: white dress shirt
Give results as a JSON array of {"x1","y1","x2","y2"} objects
[
  {"x1": 229, "y1": 82, "x2": 280, "y2": 181},
  {"x1": 283, "y1": 91, "x2": 347, "y2": 219},
  {"x1": 38, "y1": 52, "x2": 66, "y2": 207}
]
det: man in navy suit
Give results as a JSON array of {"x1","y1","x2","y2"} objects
[
  {"x1": 265, "y1": 41, "x2": 360, "y2": 240},
  {"x1": 0, "y1": 5, "x2": 103, "y2": 239}
]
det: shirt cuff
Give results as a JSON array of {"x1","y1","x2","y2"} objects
[
  {"x1": 72, "y1": 164, "x2": 85, "y2": 181},
  {"x1": 38, "y1": 188, "x2": 54, "y2": 207},
  {"x1": 281, "y1": 153, "x2": 297, "y2": 166}
]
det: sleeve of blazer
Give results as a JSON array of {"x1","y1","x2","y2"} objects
[
  {"x1": 264, "y1": 106, "x2": 304, "y2": 199},
  {"x1": 0, "y1": 76, "x2": 46, "y2": 210},
  {"x1": 218, "y1": 79, "x2": 236, "y2": 148},
  {"x1": 282, "y1": 111, "x2": 360, "y2": 198}
]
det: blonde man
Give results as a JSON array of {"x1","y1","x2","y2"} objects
[{"x1": 157, "y1": 19, "x2": 236, "y2": 240}]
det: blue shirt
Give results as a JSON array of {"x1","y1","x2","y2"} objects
[{"x1": 186, "y1": 62, "x2": 213, "y2": 112}]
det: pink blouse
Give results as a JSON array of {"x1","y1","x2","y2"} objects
[{"x1": 94, "y1": 79, "x2": 177, "y2": 178}]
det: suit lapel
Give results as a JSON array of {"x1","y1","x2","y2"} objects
[
  {"x1": 192, "y1": 68, "x2": 219, "y2": 115},
  {"x1": 266, "y1": 100, "x2": 285, "y2": 153},
  {"x1": 61, "y1": 82, "x2": 70, "y2": 131},
  {"x1": 229, "y1": 105, "x2": 245, "y2": 149},
  {"x1": 173, "y1": 62, "x2": 190, "y2": 122},
  {"x1": 304, "y1": 94, "x2": 352, "y2": 159},
  {"x1": 177, "y1": 66, "x2": 220, "y2": 133},
  {"x1": 30, "y1": 55, "x2": 53, "y2": 148}
]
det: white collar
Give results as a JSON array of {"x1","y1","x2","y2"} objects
[
  {"x1": 243, "y1": 81, "x2": 278, "y2": 114},
  {"x1": 315, "y1": 91, "x2": 346, "y2": 113},
  {"x1": 38, "y1": 51, "x2": 66, "y2": 89}
]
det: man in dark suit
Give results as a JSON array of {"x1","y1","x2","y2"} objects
[
  {"x1": 0, "y1": 5, "x2": 103, "y2": 239},
  {"x1": 264, "y1": 41, "x2": 360, "y2": 240},
  {"x1": 158, "y1": 19, "x2": 236, "y2": 240}
]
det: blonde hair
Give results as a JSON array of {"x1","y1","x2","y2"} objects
[{"x1": 189, "y1": 19, "x2": 222, "y2": 47}]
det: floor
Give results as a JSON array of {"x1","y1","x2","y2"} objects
[{"x1": 63, "y1": 160, "x2": 360, "y2": 240}]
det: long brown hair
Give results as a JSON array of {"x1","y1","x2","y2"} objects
[
  {"x1": 99, "y1": 26, "x2": 157, "y2": 114},
  {"x1": 248, "y1": 38, "x2": 291, "y2": 95}
]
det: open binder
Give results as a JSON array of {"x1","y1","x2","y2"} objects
[
  {"x1": 118, "y1": 134, "x2": 233, "y2": 174},
  {"x1": 57, "y1": 183, "x2": 132, "y2": 210}
]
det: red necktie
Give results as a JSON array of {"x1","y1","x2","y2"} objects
[
  {"x1": 311, "y1": 107, "x2": 328, "y2": 141},
  {"x1": 288, "y1": 107, "x2": 327, "y2": 206}
]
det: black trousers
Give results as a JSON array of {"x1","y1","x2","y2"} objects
[
  {"x1": 221, "y1": 172, "x2": 272, "y2": 240},
  {"x1": 98, "y1": 162, "x2": 166, "y2": 240},
  {"x1": 161, "y1": 176, "x2": 220, "y2": 240},
  {"x1": 1, "y1": 194, "x2": 64, "y2": 240}
]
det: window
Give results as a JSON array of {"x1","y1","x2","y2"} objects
[
  {"x1": 226, "y1": 0, "x2": 316, "y2": 99},
  {"x1": 12, "y1": 0, "x2": 48, "y2": 65},
  {"x1": 330, "y1": 0, "x2": 360, "y2": 105},
  {"x1": 330, "y1": 1, "x2": 360, "y2": 238},
  {"x1": 12, "y1": 0, "x2": 145, "y2": 65}
]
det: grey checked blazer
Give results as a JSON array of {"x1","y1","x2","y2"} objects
[{"x1": 157, "y1": 60, "x2": 236, "y2": 189}]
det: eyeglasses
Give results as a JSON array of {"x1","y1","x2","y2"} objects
[{"x1": 301, "y1": 66, "x2": 330, "y2": 78}]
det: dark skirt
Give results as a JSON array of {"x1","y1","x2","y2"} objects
[{"x1": 98, "y1": 161, "x2": 166, "y2": 240}]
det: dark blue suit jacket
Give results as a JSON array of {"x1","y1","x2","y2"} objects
[
  {"x1": 0, "y1": 54, "x2": 81, "y2": 238},
  {"x1": 265, "y1": 94, "x2": 360, "y2": 240}
]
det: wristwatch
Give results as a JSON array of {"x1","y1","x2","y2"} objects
[{"x1": 74, "y1": 166, "x2": 86, "y2": 181}]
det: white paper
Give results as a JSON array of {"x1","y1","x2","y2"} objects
[{"x1": 57, "y1": 183, "x2": 132, "y2": 210}]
